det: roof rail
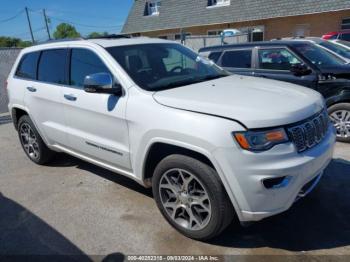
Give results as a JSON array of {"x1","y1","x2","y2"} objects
[
  {"x1": 86, "y1": 34, "x2": 130, "y2": 40},
  {"x1": 34, "y1": 38, "x2": 84, "y2": 46}
]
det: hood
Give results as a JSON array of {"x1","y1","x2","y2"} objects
[{"x1": 153, "y1": 75, "x2": 324, "y2": 129}]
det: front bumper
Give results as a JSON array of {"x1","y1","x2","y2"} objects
[{"x1": 212, "y1": 125, "x2": 336, "y2": 222}]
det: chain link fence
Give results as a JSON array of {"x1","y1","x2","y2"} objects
[
  {"x1": 183, "y1": 34, "x2": 248, "y2": 52},
  {"x1": 0, "y1": 48, "x2": 21, "y2": 114}
]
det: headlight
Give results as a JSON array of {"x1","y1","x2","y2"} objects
[{"x1": 233, "y1": 128, "x2": 289, "y2": 151}]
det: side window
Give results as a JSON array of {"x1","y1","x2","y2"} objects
[
  {"x1": 15, "y1": 52, "x2": 40, "y2": 80},
  {"x1": 221, "y1": 50, "x2": 252, "y2": 68},
  {"x1": 340, "y1": 33, "x2": 350, "y2": 41},
  {"x1": 208, "y1": 52, "x2": 222, "y2": 63},
  {"x1": 38, "y1": 49, "x2": 68, "y2": 85},
  {"x1": 70, "y1": 49, "x2": 111, "y2": 88},
  {"x1": 258, "y1": 48, "x2": 302, "y2": 70}
]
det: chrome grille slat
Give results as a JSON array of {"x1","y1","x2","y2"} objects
[{"x1": 287, "y1": 110, "x2": 329, "y2": 153}]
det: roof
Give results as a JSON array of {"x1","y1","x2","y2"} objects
[
  {"x1": 122, "y1": 0, "x2": 350, "y2": 34},
  {"x1": 198, "y1": 40, "x2": 314, "y2": 52},
  {"x1": 22, "y1": 37, "x2": 173, "y2": 53}
]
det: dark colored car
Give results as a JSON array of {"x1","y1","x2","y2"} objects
[
  {"x1": 199, "y1": 40, "x2": 350, "y2": 142},
  {"x1": 322, "y1": 30, "x2": 350, "y2": 41}
]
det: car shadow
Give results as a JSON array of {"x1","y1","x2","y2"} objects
[
  {"x1": 0, "y1": 114, "x2": 11, "y2": 125},
  {"x1": 209, "y1": 158, "x2": 350, "y2": 251},
  {"x1": 49, "y1": 153, "x2": 153, "y2": 198},
  {"x1": 48, "y1": 153, "x2": 350, "y2": 252},
  {"x1": 0, "y1": 192, "x2": 92, "y2": 260}
]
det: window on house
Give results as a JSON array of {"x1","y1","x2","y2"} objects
[
  {"x1": 208, "y1": 30, "x2": 223, "y2": 36},
  {"x1": 146, "y1": 0, "x2": 161, "y2": 16},
  {"x1": 341, "y1": 18, "x2": 350, "y2": 30},
  {"x1": 208, "y1": 0, "x2": 230, "y2": 7}
]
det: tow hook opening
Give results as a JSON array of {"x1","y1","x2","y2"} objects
[{"x1": 263, "y1": 176, "x2": 292, "y2": 189}]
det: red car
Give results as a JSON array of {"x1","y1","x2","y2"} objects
[{"x1": 322, "y1": 30, "x2": 350, "y2": 41}]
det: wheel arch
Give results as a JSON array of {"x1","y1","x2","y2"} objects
[
  {"x1": 141, "y1": 140, "x2": 243, "y2": 221},
  {"x1": 11, "y1": 106, "x2": 29, "y2": 130}
]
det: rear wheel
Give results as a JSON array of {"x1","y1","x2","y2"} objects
[
  {"x1": 328, "y1": 103, "x2": 350, "y2": 143},
  {"x1": 152, "y1": 154, "x2": 234, "y2": 240},
  {"x1": 18, "y1": 115, "x2": 55, "y2": 165}
]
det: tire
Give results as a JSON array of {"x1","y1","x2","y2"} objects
[
  {"x1": 17, "y1": 115, "x2": 55, "y2": 165},
  {"x1": 152, "y1": 154, "x2": 234, "y2": 240},
  {"x1": 328, "y1": 103, "x2": 350, "y2": 143}
]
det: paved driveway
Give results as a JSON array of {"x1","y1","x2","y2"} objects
[{"x1": 1, "y1": 115, "x2": 350, "y2": 260}]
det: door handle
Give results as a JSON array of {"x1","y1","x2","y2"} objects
[
  {"x1": 26, "y1": 86, "x2": 37, "y2": 92},
  {"x1": 64, "y1": 94, "x2": 77, "y2": 101}
]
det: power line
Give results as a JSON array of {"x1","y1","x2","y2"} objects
[
  {"x1": 0, "y1": 9, "x2": 24, "y2": 23},
  {"x1": 44, "y1": 9, "x2": 120, "y2": 21},
  {"x1": 50, "y1": 16, "x2": 123, "y2": 29}
]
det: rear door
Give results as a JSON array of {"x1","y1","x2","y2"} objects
[
  {"x1": 254, "y1": 46, "x2": 317, "y2": 88},
  {"x1": 218, "y1": 48, "x2": 254, "y2": 76},
  {"x1": 60, "y1": 47, "x2": 131, "y2": 171},
  {"x1": 23, "y1": 48, "x2": 69, "y2": 146}
]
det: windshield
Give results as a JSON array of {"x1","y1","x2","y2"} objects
[
  {"x1": 106, "y1": 43, "x2": 229, "y2": 91},
  {"x1": 319, "y1": 41, "x2": 350, "y2": 59},
  {"x1": 294, "y1": 43, "x2": 346, "y2": 69}
]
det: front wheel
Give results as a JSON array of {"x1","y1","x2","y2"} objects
[
  {"x1": 328, "y1": 103, "x2": 350, "y2": 143},
  {"x1": 152, "y1": 154, "x2": 234, "y2": 240}
]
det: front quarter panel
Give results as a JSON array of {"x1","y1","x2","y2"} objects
[{"x1": 126, "y1": 86, "x2": 246, "y2": 216}]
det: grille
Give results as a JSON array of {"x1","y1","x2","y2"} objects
[{"x1": 287, "y1": 109, "x2": 329, "y2": 153}]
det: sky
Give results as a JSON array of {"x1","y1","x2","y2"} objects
[{"x1": 0, "y1": 0, "x2": 134, "y2": 42}]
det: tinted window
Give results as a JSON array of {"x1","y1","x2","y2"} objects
[
  {"x1": 38, "y1": 49, "x2": 68, "y2": 84},
  {"x1": 15, "y1": 52, "x2": 40, "y2": 80},
  {"x1": 208, "y1": 52, "x2": 222, "y2": 63},
  {"x1": 258, "y1": 48, "x2": 302, "y2": 70},
  {"x1": 221, "y1": 50, "x2": 252, "y2": 68},
  {"x1": 70, "y1": 49, "x2": 110, "y2": 87},
  {"x1": 341, "y1": 33, "x2": 350, "y2": 41}
]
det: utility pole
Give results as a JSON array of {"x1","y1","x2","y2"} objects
[
  {"x1": 25, "y1": 7, "x2": 35, "y2": 43},
  {"x1": 43, "y1": 9, "x2": 51, "y2": 40}
]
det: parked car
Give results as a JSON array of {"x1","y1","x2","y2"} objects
[
  {"x1": 7, "y1": 37, "x2": 335, "y2": 240},
  {"x1": 199, "y1": 40, "x2": 350, "y2": 142},
  {"x1": 322, "y1": 30, "x2": 350, "y2": 41}
]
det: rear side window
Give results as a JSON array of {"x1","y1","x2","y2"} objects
[
  {"x1": 221, "y1": 50, "x2": 252, "y2": 68},
  {"x1": 70, "y1": 49, "x2": 111, "y2": 88},
  {"x1": 38, "y1": 49, "x2": 68, "y2": 85},
  {"x1": 15, "y1": 52, "x2": 40, "y2": 80},
  {"x1": 208, "y1": 52, "x2": 222, "y2": 63}
]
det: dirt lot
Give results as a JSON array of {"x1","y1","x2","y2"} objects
[{"x1": 0, "y1": 114, "x2": 350, "y2": 260}]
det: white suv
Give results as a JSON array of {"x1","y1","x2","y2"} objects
[{"x1": 7, "y1": 37, "x2": 336, "y2": 240}]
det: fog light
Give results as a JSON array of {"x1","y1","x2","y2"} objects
[{"x1": 263, "y1": 176, "x2": 292, "y2": 189}]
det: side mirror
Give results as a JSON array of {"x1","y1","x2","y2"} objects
[
  {"x1": 84, "y1": 73, "x2": 122, "y2": 95},
  {"x1": 290, "y1": 64, "x2": 312, "y2": 76}
]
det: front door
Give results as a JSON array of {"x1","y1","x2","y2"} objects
[
  {"x1": 61, "y1": 47, "x2": 131, "y2": 171},
  {"x1": 254, "y1": 47, "x2": 318, "y2": 88}
]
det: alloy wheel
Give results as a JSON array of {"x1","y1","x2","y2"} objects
[
  {"x1": 19, "y1": 123, "x2": 40, "y2": 160},
  {"x1": 330, "y1": 110, "x2": 350, "y2": 138},
  {"x1": 159, "y1": 168, "x2": 211, "y2": 231}
]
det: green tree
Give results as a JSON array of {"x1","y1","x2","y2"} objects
[
  {"x1": 0, "y1": 37, "x2": 31, "y2": 47},
  {"x1": 87, "y1": 31, "x2": 109, "y2": 38},
  {"x1": 53, "y1": 23, "x2": 80, "y2": 39}
]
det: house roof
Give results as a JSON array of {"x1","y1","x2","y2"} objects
[{"x1": 121, "y1": 0, "x2": 350, "y2": 34}]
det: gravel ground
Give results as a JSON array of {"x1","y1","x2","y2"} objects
[{"x1": 0, "y1": 116, "x2": 350, "y2": 261}]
